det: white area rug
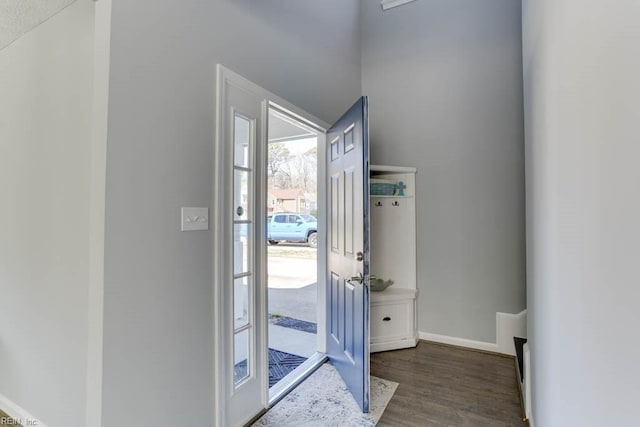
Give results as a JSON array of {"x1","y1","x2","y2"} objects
[{"x1": 253, "y1": 363, "x2": 398, "y2": 427}]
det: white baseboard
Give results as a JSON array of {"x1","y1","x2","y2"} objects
[
  {"x1": 419, "y1": 309, "x2": 527, "y2": 356},
  {"x1": 418, "y1": 331, "x2": 499, "y2": 353},
  {"x1": 0, "y1": 394, "x2": 48, "y2": 427},
  {"x1": 523, "y1": 343, "x2": 533, "y2": 422},
  {"x1": 371, "y1": 336, "x2": 418, "y2": 353},
  {"x1": 496, "y1": 309, "x2": 527, "y2": 356}
]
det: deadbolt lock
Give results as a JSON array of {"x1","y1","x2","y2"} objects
[{"x1": 357, "y1": 251, "x2": 364, "y2": 262}]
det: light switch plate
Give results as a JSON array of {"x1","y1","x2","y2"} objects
[{"x1": 181, "y1": 207, "x2": 209, "y2": 231}]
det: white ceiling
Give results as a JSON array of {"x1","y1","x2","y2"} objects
[
  {"x1": 0, "y1": 0, "x2": 417, "y2": 52},
  {"x1": 0, "y1": 0, "x2": 77, "y2": 51},
  {"x1": 268, "y1": 109, "x2": 315, "y2": 143}
]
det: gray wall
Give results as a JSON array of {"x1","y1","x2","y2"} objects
[
  {"x1": 361, "y1": 0, "x2": 526, "y2": 342},
  {"x1": 523, "y1": 0, "x2": 640, "y2": 425},
  {"x1": 102, "y1": 0, "x2": 361, "y2": 425},
  {"x1": 0, "y1": 1, "x2": 94, "y2": 425}
]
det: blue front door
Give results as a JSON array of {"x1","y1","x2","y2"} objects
[{"x1": 326, "y1": 97, "x2": 370, "y2": 412}]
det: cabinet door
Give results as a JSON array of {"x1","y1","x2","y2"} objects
[{"x1": 370, "y1": 302, "x2": 413, "y2": 340}]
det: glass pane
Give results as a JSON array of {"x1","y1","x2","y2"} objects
[
  {"x1": 234, "y1": 328, "x2": 250, "y2": 386},
  {"x1": 234, "y1": 224, "x2": 251, "y2": 276},
  {"x1": 234, "y1": 169, "x2": 250, "y2": 220},
  {"x1": 234, "y1": 115, "x2": 251, "y2": 168},
  {"x1": 234, "y1": 276, "x2": 250, "y2": 329}
]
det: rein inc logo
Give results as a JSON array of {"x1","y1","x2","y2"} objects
[{"x1": 1, "y1": 416, "x2": 39, "y2": 425}]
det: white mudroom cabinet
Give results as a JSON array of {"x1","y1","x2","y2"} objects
[{"x1": 369, "y1": 165, "x2": 419, "y2": 352}]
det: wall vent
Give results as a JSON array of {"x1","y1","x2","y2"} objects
[{"x1": 381, "y1": 0, "x2": 417, "y2": 11}]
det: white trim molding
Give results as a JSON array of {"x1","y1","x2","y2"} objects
[
  {"x1": 372, "y1": 336, "x2": 419, "y2": 353},
  {"x1": 418, "y1": 331, "x2": 499, "y2": 353},
  {"x1": 523, "y1": 343, "x2": 533, "y2": 425},
  {"x1": 86, "y1": 1, "x2": 112, "y2": 426},
  {"x1": 0, "y1": 394, "x2": 48, "y2": 427},
  {"x1": 496, "y1": 309, "x2": 527, "y2": 356},
  {"x1": 419, "y1": 309, "x2": 527, "y2": 356}
]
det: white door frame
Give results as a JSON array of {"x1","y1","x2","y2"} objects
[
  {"x1": 213, "y1": 65, "x2": 329, "y2": 426},
  {"x1": 86, "y1": 1, "x2": 113, "y2": 426}
]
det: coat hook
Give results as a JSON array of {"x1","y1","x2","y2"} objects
[
  {"x1": 375, "y1": 201, "x2": 383, "y2": 207},
  {"x1": 392, "y1": 201, "x2": 400, "y2": 207}
]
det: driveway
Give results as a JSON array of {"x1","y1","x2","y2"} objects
[{"x1": 268, "y1": 244, "x2": 318, "y2": 323}]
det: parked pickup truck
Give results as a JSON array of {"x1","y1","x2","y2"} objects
[{"x1": 267, "y1": 213, "x2": 318, "y2": 248}]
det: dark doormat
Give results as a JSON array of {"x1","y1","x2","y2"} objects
[
  {"x1": 270, "y1": 315, "x2": 317, "y2": 334},
  {"x1": 234, "y1": 348, "x2": 308, "y2": 387},
  {"x1": 268, "y1": 348, "x2": 307, "y2": 387}
]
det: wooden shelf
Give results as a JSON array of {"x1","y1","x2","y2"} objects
[{"x1": 370, "y1": 165, "x2": 417, "y2": 174}]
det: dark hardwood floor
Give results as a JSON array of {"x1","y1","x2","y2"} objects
[
  {"x1": 371, "y1": 340, "x2": 525, "y2": 427},
  {"x1": 0, "y1": 342, "x2": 522, "y2": 427}
]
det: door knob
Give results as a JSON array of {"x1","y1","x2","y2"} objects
[{"x1": 350, "y1": 272, "x2": 363, "y2": 284}]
